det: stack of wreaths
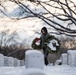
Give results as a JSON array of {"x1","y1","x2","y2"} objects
[{"x1": 31, "y1": 36, "x2": 60, "y2": 53}]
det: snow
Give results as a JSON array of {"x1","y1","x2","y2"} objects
[
  {"x1": 44, "y1": 65, "x2": 76, "y2": 75},
  {"x1": 24, "y1": 68, "x2": 45, "y2": 75},
  {"x1": 47, "y1": 39, "x2": 59, "y2": 51},
  {"x1": 55, "y1": 59, "x2": 61, "y2": 65},
  {"x1": 0, "y1": 65, "x2": 76, "y2": 75}
]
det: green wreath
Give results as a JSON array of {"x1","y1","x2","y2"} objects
[
  {"x1": 31, "y1": 38, "x2": 42, "y2": 50},
  {"x1": 45, "y1": 36, "x2": 60, "y2": 53},
  {"x1": 31, "y1": 36, "x2": 60, "y2": 53}
]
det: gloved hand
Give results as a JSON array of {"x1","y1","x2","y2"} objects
[{"x1": 52, "y1": 42, "x2": 56, "y2": 47}]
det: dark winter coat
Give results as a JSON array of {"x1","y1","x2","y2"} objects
[{"x1": 40, "y1": 33, "x2": 51, "y2": 48}]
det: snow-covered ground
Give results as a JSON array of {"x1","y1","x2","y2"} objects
[{"x1": 0, "y1": 65, "x2": 76, "y2": 75}]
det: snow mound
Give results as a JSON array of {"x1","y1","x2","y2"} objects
[
  {"x1": 0, "y1": 65, "x2": 76, "y2": 75},
  {"x1": 24, "y1": 68, "x2": 45, "y2": 75}
]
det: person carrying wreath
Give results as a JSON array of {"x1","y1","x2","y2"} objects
[
  {"x1": 40, "y1": 27, "x2": 51, "y2": 65},
  {"x1": 32, "y1": 27, "x2": 60, "y2": 65}
]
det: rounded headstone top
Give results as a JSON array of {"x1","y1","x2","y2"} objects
[
  {"x1": 67, "y1": 50, "x2": 73, "y2": 53},
  {"x1": 8, "y1": 57, "x2": 13, "y2": 59},
  {"x1": 67, "y1": 50, "x2": 76, "y2": 53},
  {"x1": 0, "y1": 54, "x2": 3, "y2": 56},
  {"x1": 62, "y1": 53, "x2": 67, "y2": 55},
  {"x1": 26, "y1": 50, "x2": 42, "y2": 55}
]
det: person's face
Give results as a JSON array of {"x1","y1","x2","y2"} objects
[{"x1": 42, "y1": 30, "x2": 45, "y2": 34}]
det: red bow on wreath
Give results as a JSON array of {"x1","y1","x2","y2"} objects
[{"x1": 35, "y1": 38, "x2": 40, "y2": 42}]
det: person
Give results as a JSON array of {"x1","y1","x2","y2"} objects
[{"x1": 40, "y1": 27, "x2": 51, "y2": 65}]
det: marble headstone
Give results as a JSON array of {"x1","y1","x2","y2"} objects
[
  {"x1": 25, "y1": 50, "x2": 44, "y2": 69},
  {"x1": 0, "y1": 54, "x2": 4, "y2": 66},
  {"x1": 68, "y1": 50, "x2": 76, "y2": 67},
  {"x1": 4, "y1": 56, "x2": 8, "y2": 66},
  {"x1": 61, "y1": 53, "x2": 67, "y2": 65},
  {"x1": 8, "y1": 57, "x2": 14, "y2": 66},
  {"x1": 20, "y1": 60, "x2": 25, "y2": 66}
]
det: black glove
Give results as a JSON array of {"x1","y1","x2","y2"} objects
[{"x1": 52, "y1": 42, "x2": 56, "y2": 47}]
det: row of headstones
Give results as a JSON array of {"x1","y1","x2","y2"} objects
[
  {"x1": 0, "y1": 54, "x2": 25, "y2": 67},
  {"x1": 55, "y1": 50, "x2": 76, "y2": 67}
]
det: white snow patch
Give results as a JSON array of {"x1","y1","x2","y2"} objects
[
  {"x1": 0, "y1": 65, "x2": 76, "y2": 75},
  {"x1": 47, "y1": 39, "x2": 59, "y2": 51}
]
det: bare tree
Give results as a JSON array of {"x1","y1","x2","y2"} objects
[
  {"x1": 0, "y1": 28, "x2": 20, "y2": 54},
  {"x1": 0, "y1": 0, "x2": 76, "y2": 37}
]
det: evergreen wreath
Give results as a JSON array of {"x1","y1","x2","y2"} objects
[
  {"x1": 45, "y1": 36, "x2": 60, "y2": 53},
  {"x1": 31, "y1": 36, "x2": 60, "y2": 53},
  {"x1": 31, "y1": 37, "x2": 42, "y2": 50}
]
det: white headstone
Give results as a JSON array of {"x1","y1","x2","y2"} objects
[
  {"x1": 61, "y1": 53, "x2": 67, "y2": 65},
  {"x1": 4, "y1": 56, "x2": 8, "y2": 66},
  {"x1": 25, "y1": 50, "x2": 44, "y2": 69},
  {"x1": 73, "y1": 56, "x2": 76, "y2": 67},
  {"x1": 14, "y1": 58, "x2": 20, "y2": 67},
  {"x1": 67, "y1": 50, "x2": 76, "y2": 67},
  {"x1": 20, "y1": 60, "x2": 25, "y2": 66},
  {"x1": 14, "y1": 58, "x2": 18, "y2": 67},
  {"x1": 17, "y1": 59, "x2": 20, "y2": 66},
  {"x1": 8, "y1": 57, "x2": 14, "y2": 66},
  {"x1": 0, "y1": 54, "x2": 4, "y2": 66},
  {"x1": 67, "y1": 50, "x2": 72, "y2": 66}
]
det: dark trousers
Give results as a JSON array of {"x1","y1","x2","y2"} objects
[{"x1": 43, "y1": 47, "x2": 48, "y2": 65}]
